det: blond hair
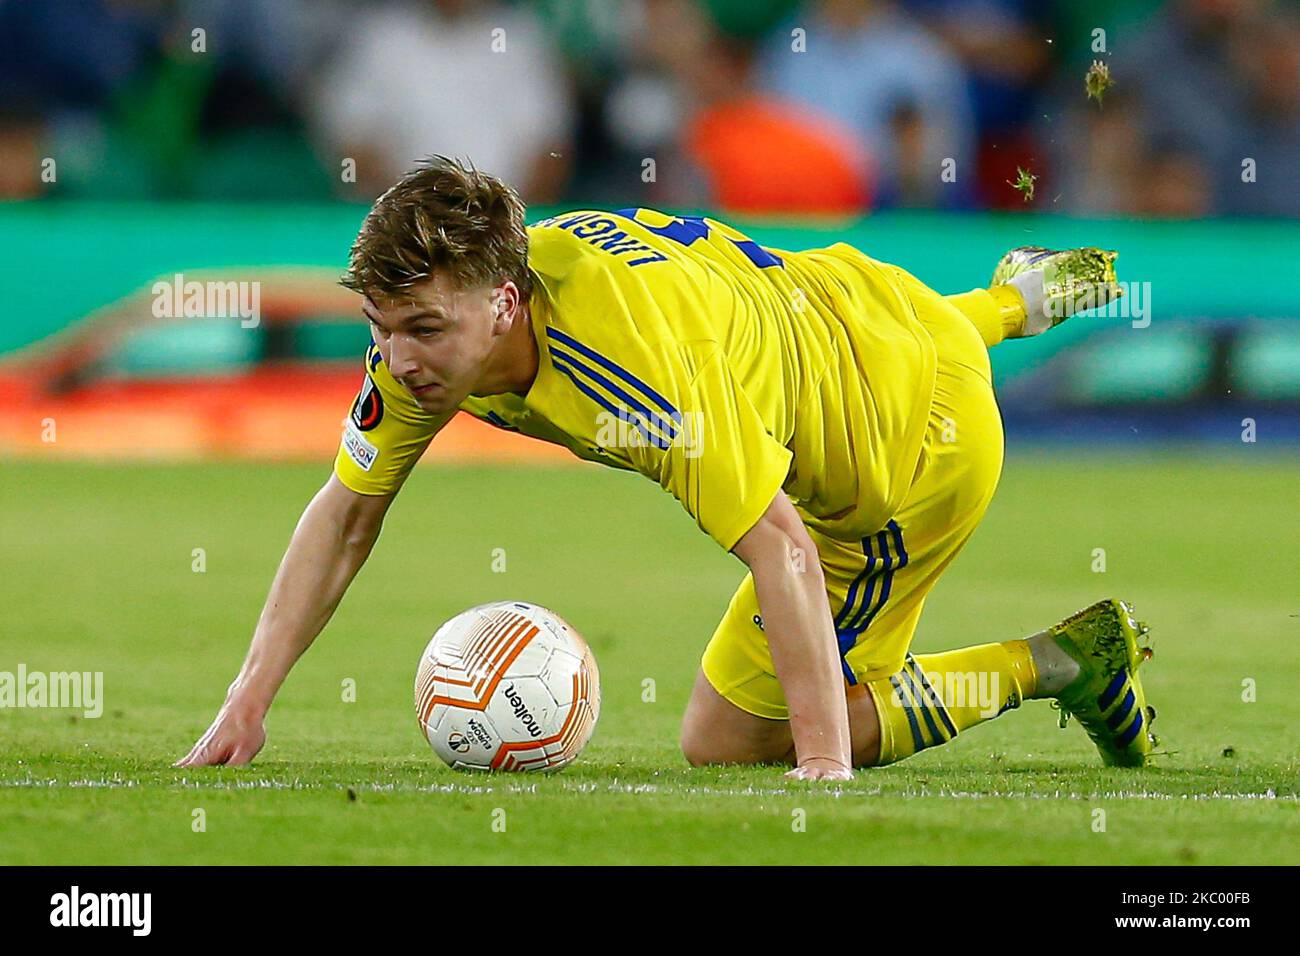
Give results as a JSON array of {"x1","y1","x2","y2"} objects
[{"x1": 341, "y1": 156, "x2": 531, "y2": 300}]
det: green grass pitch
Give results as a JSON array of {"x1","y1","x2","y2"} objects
[{"x1": 2, "y1": 453, "x2": 1297, "y2": 865}]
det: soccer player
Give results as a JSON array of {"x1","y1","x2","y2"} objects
[{"x1": 177, "y1": 157, "x2": 1158, "y2": 780}]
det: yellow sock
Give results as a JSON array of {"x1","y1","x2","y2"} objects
[
  {"x1": 945, "y1": 287, "x2": 1026, "y2": 348},
  {"x1": 864, "y1": 641, "x2": 1039, "y2": 765}
]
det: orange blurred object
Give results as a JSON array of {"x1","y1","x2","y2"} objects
[
  {"x1": 685, "y1": 97, "x2": 872, "y2": 215},
  {"x1": 0, "y1": 364, "x2": 574, "y2": 465},
  {"x1": 0, "y1": 267, "x2": 575, "y2": 466}
]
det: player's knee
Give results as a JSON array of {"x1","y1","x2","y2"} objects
[
  {"x1": 680, "y1": 737, "x2": 712, "y2": 767},
  {"x1": 850, "y1": 731, "x2": 883, "y2": 768},
  {"x1": 679, "y1": 728, "x2": 768, "y2": 767},
  {"x1": 679, "y1": 729, "x2": 726, "y2": 767},
  {"x1": 680, "y1": 728, "x2": 795, "y2": 768},
  {"x1": 852, "y1": 750, "x2": 881, "y2": 769},
  {"x1": 681, "y1": 741, "x2": 710, "y2": 768}
]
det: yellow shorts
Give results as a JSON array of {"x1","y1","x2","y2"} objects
[{"x1": 700, "y1": 269, "x2": 1006, "y2": 720}]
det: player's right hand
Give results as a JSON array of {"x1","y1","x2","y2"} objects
[
  {"x1": 174, "y1": 704, "x2": 267, "y2": 767},
  {"x1": 784, "y1": 756, "x2": 853, "y2": 781}
]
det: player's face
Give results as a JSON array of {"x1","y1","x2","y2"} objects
[{"x1": 363, "y1": 274, "x2": 508, "y2": 414}]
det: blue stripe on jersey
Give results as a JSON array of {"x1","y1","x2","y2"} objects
[
  {"x1": 547, "y1": 343, "x2": 678, "y2": 443},
  {"x1": 839, "y1": 656, "x2": 856, "y2": 684},
  {"x1": 550, "y1": 358, "x2": 672, "y2": 450},
  {"x1": 833, "y1": 534, "x2": 878, "y2": 686},
  {"x1": 545, "y1": 326, "x2": 681, "y2": 426},
  {"x1": 834, "y1": 521, "x2": 910, "y2": 684},
  {"x1": 845, "y1": 521, "x2": 909, "y2": 635},
  {"x1": 843, "y1": 529, "x2": 895, "y2": 634},
  {"x1": 835, "y1": 627, "x2": 859, "y2": 686},
  {"x1": 835, "y1": 534, "x2": 878, "y2": 631},
  {"x1": 730, "y1": 238, "x2": 783, "y2": 268}
]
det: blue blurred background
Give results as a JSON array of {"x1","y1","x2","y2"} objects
[
  {"x1": 2, "y1": 0, "x2": 1298, "y2": 456},
  {"x1": 5, "y1": 0, "x2": 1299, "y2": 213}
]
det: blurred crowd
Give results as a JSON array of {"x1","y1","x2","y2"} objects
[{"x1": 3, "y1": 0, "x2": 1297, "y2": 217}]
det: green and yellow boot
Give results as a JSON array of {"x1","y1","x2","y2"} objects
[
  {"x1": 992, "y1": 246, "x2": 1122, "y2": 337},
  {"x1": 1048, "y1": 599, "x2": 1158, "y2": 767}
]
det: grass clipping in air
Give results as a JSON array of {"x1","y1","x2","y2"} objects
[
  {"x1": 1086, "y1": 60, "x2": 1114, "y2": 105},
  {"x1": 1009, "y1": 166, "x2": 1038, "y2": 203}
]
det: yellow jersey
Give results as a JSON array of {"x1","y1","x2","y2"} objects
[{"x1": 334, "y1": 208, "x2": 938, "y2": 550}]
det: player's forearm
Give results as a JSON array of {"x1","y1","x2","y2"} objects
[
  {"x1": 226, "y1": 482, "x2": 386, "y2": 717},
  {"x1": 749, "y1": 541, "x2": 852, "y2": 768}
]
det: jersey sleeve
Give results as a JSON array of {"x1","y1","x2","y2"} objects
[
  {"x1": 636, "y1": 342, "x2": 793, "y2": 552},
  {"x1": 333, "y1": 345, "x2": 444, "y2": 495}
]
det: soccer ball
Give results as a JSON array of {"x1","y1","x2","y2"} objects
[{"x1": 414, "y1": 601, "x2": 601, "y2": 771}]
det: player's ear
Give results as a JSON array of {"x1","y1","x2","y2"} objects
[{"x1": 491, "y1": 281, "x2": 519, "y2": 329}]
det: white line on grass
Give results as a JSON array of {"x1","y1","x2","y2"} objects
[{"x1": 1, "y1": 776, "x2": 1293, "y2": 802}]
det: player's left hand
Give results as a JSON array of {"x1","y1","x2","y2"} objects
[{"x1": 784, "y1": 757, "x2": 853, "y2": 781}]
